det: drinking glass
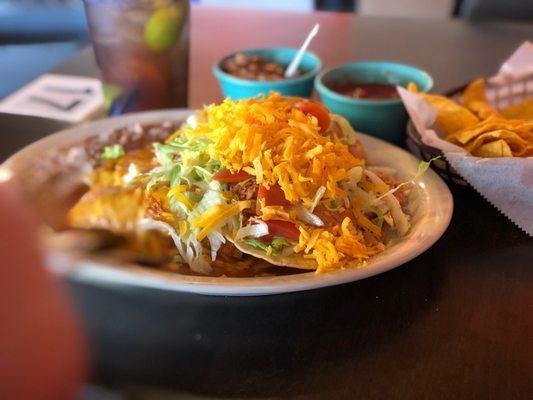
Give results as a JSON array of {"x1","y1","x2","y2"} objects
[{"x1": 83, "y1": 0, "x2": 189, "y2": 113}]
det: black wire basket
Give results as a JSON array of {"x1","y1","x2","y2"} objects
[
  {"x1": 405, "y1": 85, "x2": 469, "y2": 186},
  {"x1": 405, "y1": 119, "x2": 469, "y2": 186}
]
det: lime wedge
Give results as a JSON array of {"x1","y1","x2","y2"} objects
[
  {"x1": 144, "y1": 5, "x2": 183, "y2": 52},
  {"x1": 102, "y1": 83, "x2": 123, "y2": 111}
]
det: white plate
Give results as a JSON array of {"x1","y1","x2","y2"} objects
[{"x1": 4, "y1": 109, "x2": 453, "y2": 296}]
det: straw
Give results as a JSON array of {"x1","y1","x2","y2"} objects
[{"x1": 284, "y1": 23, "x2": 320, "y2": 79}]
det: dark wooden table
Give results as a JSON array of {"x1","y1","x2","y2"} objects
[{"x1": 1, "y1": 5, "x2": 532, "y2": 400}]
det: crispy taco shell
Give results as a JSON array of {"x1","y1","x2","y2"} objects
[{"x1": 227, "y1": 237, "x2": 317, "y2": 271}]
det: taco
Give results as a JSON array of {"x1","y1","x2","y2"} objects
[{"x1": 66, "y1": 94, "x2": 415, "y2": 275}]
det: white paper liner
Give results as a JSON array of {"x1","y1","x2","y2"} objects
[{"x1": 399, "y1": 42, "x2": 533, "y2": 236}]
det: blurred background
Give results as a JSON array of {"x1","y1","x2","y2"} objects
[{"x1": 1, "y1": 0, "x2": 532, "y2": 100}]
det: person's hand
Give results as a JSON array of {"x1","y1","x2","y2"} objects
[{"x1": 0, "y1": 180, "x2": 87, "y2": 400}]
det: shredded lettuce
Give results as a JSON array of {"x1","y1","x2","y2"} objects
[
  {"x1": 271, "y1": 237, "x2": 290, "y2": 252},
  {"x1": 417, "y1": 157, "x2": 440, "y2": 175},
  {"x1": 243, "y1": 236, "x2": 289, "y2": 256},
  {"x1": 309, "y1": 186, "x2": 326, "y2": 212},
  {"x1": 167, "y1": 194, "x2": 190, "y2": 217},
  {"x1": 188, "y1": 236, "x2": 211, "y2": 273},
  {"x1": 180, "y1": 187, "x2": 230, "y2": 258},
  {"x1": 153, "y1": 135, "x2": 224, "y2": 217},
  {"x1": 207, "y1": 231, "x2": 226, "y2": 261},
  {"x1": 167, "y1": 134, "x2": 210, "y2": 152},
  {"x1": 136, "y1": 218, "x2": 211, "y2": 274},
  {"x1": 375, "y1": 156, "x2": 440, "y2": 202},
  {"x1": 235, "y1": 221, "x2": 269, "y2": 241},
  {"x1": 193, "y1": 165, "x2": 215, "y2": 183},
  {"x1": 153, "y1": 143, "x2": 179, "y2": 166},
  {"x1": 169, "y1": 164, "x2": 184, "y2": 186},
  {"x1": 145, "y1": 166, "x2": 171, "y2": 191},
  {"x1": 243, "y1": 238, "x2": 271, "y2": 253},
  {"x1": 365, "y1": 170, "x2": 410, "y2": 235},
  {"x1": 157, "y1": 138, "x2": 221, "y2": 191},
  {"x1": 100, "y1": 144, "x2": 124, "y2": 160},
  {"x1": 188, "y1": 188, "x2": 225, "y2": 221},
  {"x1": 295, "y1": 205, "x2": 324, "y2": 227}
]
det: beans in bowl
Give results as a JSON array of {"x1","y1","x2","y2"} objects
[{"x1": 221, "y1": 53, "x2": 301, "y2": 81}]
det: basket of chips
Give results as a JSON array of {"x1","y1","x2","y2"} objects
[
  {"x1": 399, "y1": 41, "x2": 533, "y2": 235},
  {"x1": 406, "y1": 74, "x2": 533, "y2": 186}
]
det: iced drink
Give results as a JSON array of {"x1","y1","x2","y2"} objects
[{"x1": 83, "y1": 0, "x2": 189, "y2": 112}]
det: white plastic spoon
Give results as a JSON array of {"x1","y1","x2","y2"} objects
[{"x1": 284, "y1": 23, "x2": 320, "y2": 79}]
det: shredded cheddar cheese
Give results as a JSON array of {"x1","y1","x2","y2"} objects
[
  {"x1": 167, "y1": 184, "x2": 194, "y2": 210},
  {"x1": 185, "y1": 93, "x2": 361, "y2": 204},
  {"x1": 260, "y1": 205, "x2": 294, "y2": 221},
  {"x1": 295, "y1": 217, "x2": 381, "y2": 273},
  {"x1": 146, "y1": 186, "x2": 176, "y2": 224},
  {"x1": 192, "y1": 201, "x2": 251, "y2": 241},
  {"x1": 178, "y1": 220, "x2": 188, "y2": 238}
]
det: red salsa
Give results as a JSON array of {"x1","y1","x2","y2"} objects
[{"x1": 330, "y1": 82, "x2": 400, "y2": 100}]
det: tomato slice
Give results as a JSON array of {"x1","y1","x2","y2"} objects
[
  {"x1": 294, "y1": 100, "x2": 331, "y2": 132},
  {"x1": 258, "y1": 184, "x2": 290, "y2": 207},
  {"x1": 263, "y1": 220, "x2": 300, "y2": 241},
  {"x1": 212, "y1": 169, "x2": 252, "y2": 183}
]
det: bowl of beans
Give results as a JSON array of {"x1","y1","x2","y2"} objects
[
  {"x1": 213, "y1": 48, "x2": 322, "y2": 99},
  {"x1": 315, "y1": 62, "x2": 433, "y2": 144}
]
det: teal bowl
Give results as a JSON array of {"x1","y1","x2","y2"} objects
[
  {"x1": 213, "y1": 48, "x2": 321, "y2": 99},
  {"x1": 315, "y1": 62, "x2": 433, "y2": 144}
]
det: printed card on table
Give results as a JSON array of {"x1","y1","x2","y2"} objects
[{"x1": 0, "y1": 74, "x2": 105, "y2": 123}]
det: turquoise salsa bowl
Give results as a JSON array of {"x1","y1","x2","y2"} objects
[
  {"x1": 315, "y1": 62, "x2": 433, "y2": 144},
  {"x1": 213, "y1": 48, "x2": 322, "y2": 99}
]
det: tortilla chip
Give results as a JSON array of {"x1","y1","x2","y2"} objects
[
  {"x1": 417, "y1": 77, "x2": 532, "y2": 158},
  {"x1": 514, "y1": 124, "x2": 533, "y2": 144},
  {"x1": 500, "y1": 98, "x2": 533, "y2": 122},
  {"x1": 464, "y1": 129, "x2": 528, "y2": 156},
  {"x1": 517, "y1": 131, "x2": 533, "y2": 143},
  {"x1": 462, "y1": 78, "x2": 501, "y2": 120},
  {"x1": 407, "y1": 82, "x2": 418, "y2": 93},
  {"x1": 447, "y1": 117, "x2": 527, "y2": 145},
  {"x1": 471, "y1": 140, "x2": 513, "y2": 158},
  {"x1": 420, "y1": 93, "x2": 479, "y2": 136}
]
